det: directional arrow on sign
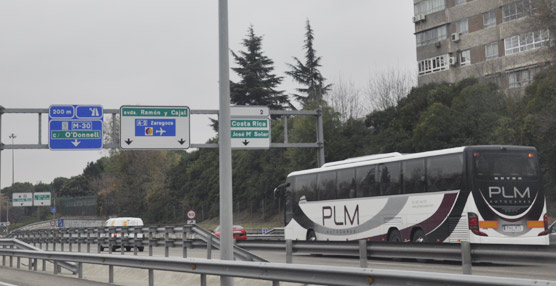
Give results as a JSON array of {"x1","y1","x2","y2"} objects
[
  {"x1": 242, "y1": 140, "x2": 250, "y2": 146},
  {"x1": 125, "y1": 138, "x2": 133, "y2": 145},
  {"x1": 178, "y1": 138, "x2": 186, "y2": 145},
  {"x1": 71, "y1": 139, "x2": 81, "y2": 147}
]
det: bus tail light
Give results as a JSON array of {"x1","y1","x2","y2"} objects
[
  {"x1": 468, "y1": 212, "x2": 487, "y2": 237},
  {"x1": 539, "y1": 214, "x2": 549, "y2": 236}
]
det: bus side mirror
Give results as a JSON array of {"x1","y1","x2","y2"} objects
[{"x1": 273, "y1": 182, "x2": 290, "y2": 198}]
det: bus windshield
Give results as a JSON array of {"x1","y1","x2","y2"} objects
[{"x1": 474, "y1": 152, "x2": 538, "y2": 179}]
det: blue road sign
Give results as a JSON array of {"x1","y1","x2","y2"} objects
[
  {"x1": 57, "y1": 218, "x2": 64, "y2": 228},
  {"x1": 49, "y1": 105, "x2": 103, "y2": 150},
  {"x1": 51, "y1": 207, "x2": 56, "y2": 214},
  {"x1": 135, "y1": 119, "x2": 176, "y2": 137}
]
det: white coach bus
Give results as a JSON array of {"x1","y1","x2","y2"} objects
[{"x1": 275, "y1": 146, "x2": 550, "y2": 245}]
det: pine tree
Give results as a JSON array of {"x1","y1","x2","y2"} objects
[
  {"x1": 230, "y1": 25, "x2": 290, "y2": 109},
  {"x1": 286, "y1": 20, "x2": 331, "y2": 106}
]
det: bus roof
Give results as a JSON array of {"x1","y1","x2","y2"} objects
[
  {"x1": 321, "y1": 152, "x2": 403, "y2": 168},
  {"x1": 287, "y1": 146, "x2": 466, "y2": 177}
]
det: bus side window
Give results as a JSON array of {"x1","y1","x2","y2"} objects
[
  {"x1": 295, "y1": 174, "x2": 317, "y2": 202},
  {"x1": 318, "y1": 171, "x2": 337, "y2": 201},
  {"x1": 403, "y1": 159, "x2": 426, "y2": 194},
  {"x1": 427, "y1": 154, "x2": 463, "y2": 192},
  {"x1": 337, "y1": 168, "x2": 355, "y2": 199},
  {"x1": 380, "y1": 162, "x2": 401, "y2": 196},
  {"x1": 356, "y1": 165, "x2": 379, "y2": 198}
]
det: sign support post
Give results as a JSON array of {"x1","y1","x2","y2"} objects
[
  {"x1": 218, "y1": 0, "x2": 234, "y2": 285},
  {"x1": 0, "y1": 107, "x2": 3, "y2": 223}
]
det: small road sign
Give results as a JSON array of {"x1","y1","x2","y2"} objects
[
  {"x1": 57, "y1": 218, "x2": 64, "y2": 228},
  {"x1": 49, "y1": 105, "x2": 103, "y2": 150},
  {"x1": 231, "y1": 106, "x2": 270, "y2": 149},
  {"x1": 50, "y1": 220, "x2": 56, "y2": 227},
  {"x1": 34, "y1": 192, "x2": 52, "y2": 206},
  {"x1": 120, "y1": 106, "x2": 190, "y2": 149},
  {"x1": 51, "y1": 206, "x2": 56, "y2": 214},
  {"x1": 186, "y1": 209, "x2": 197, "y2": 220},
  {"x1": 12, "y1": 193, "x2": 33, "y2": 207}
]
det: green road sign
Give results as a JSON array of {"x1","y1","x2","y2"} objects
[
  {"x1": 231, "y1": 130, "x2": 270, "y2": 138},
  {"x1": 34, "y1": 192, "x2": 52, "y2": 206},
  {"x1": 121, "y1": 107, "x2": 188, "y2": 117},
  {"x1": 230, "y1": 106, "x2": 271, "y2": 149}
]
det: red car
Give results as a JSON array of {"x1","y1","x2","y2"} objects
[{"x1": 213, "y1": 225, "x2": 247, "y2": 240}]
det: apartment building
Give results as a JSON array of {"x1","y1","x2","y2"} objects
[{"x1": 414, "y1": 0, "x2": 552, "y2": 92}]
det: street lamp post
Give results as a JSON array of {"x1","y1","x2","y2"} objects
[{"x1": 9, "y1": 133, "x2": 15, "y2": 186}]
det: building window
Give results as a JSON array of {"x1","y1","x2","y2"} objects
[
  {"x1": 502, "y1": 0, "x2": 533, "y2": 22},
  {"x1": 456, "y1": 18, "x2": 469, "y2": 35},
  {"x1": 460, "y1": 50, "x2": 471, "y2": 66},
  {"x1": 418, "y1": 54, "x2": 450, "y2": 75},
  {"x1": 485, "y1": 73, "x2": 501, "y2": 87},
  {"x1": 414, "y1": 0, "x2": 446, "y2": 16},
  {"x1": 455, "y1": 0, "x2": 466, "y2": 5},
  {"x1": 504, "y1": 29, "x2": 550, "y2": 55},
  {"x1": 483, "y1": 10, "x2": 497, "y2": 28},
  {"x1": 508, "y1": 67, "x2": 543, "y2": 88},
  {"x1": 416, "y1": 25, "x2": 448, "y2": 47},
  {"x1": 508, "y1": 69, "x2": 531, "y2": 88},
  {"x1": 485, "y1": 42, "x2": 499, "y2": 59}
]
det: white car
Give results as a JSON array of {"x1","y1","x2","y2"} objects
[{"x1": 100, "y1": 217, "x2": 145, "y2": 251}]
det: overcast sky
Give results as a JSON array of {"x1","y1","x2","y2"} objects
[{"x1": 0, "y1": 0, "x2": 416, "y2": 189}]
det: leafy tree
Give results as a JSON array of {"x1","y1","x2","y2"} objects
[
  {"x1": 451, "y1": 81, "x2": 506, "y2": 145},
  {"x1": 286, "y1": 20, "x2": 331, "y2": 105},
  {"x1": 230, "y1": 26, "x2": 290, "y2": 109},
  {"x1": 413, "y1": 103, "x2": 460, "y2": 151},
  {"x1": 58, "y1": 175, "x2": 94, "y2": 197}
]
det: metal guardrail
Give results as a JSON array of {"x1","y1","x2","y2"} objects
[
  {"x1": 236, "y1": 239, "x2": 556, "y2": 274},
  {"x1": 10, "y1": 225, "x2": 556, "y2": 275},
  {"x1": 0, "y1": 238, "x2": 77, "y2": 273},
  {"x1": 10, "y1": 224, "x2": 266, "y2": 262},
  {"x1": 0, "y1": 247, "x2": 554, "y2": 286}
]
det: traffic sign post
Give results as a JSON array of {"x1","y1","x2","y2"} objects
[
  {"x1": 186, "y1": 209, "x2": 196, "y2": 224},
  {"x1": 48, "y1": 105, "x2": 103, "y2": 150},
  {"x1": 231, "y1": 106, "x2": 271, "y2": 149},
  {"x1": 34, "y1": 192, "x2": 52, "y2": 206},
  {"x1": 120, "y1": 106, "x2": 190, "y2": 149},
  {"x1": 12, "y1": 193, "x2": 33, "y2": 207}
]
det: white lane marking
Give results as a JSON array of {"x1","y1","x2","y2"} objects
[{"x1": 0, "y1": 281, "x2": 18, "y2": 286}]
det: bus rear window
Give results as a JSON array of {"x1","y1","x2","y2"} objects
[{"x1": 474, "y1": 152, "x2": 538, "y2": 178}]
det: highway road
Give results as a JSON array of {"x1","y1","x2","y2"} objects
[{"x1": 0, "y1": 244, "x2": 554, "y2": 285}]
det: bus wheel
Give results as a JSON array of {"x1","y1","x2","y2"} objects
[
  {"x1": 388, "y1": 229, "x2": 402, "y2": 242},
  {"x1": 412, "y1": 229, "x2": 426, "y2": 243},
  {"x1": 307, "y1": 230, "x2": 317, "y2": 241}
]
